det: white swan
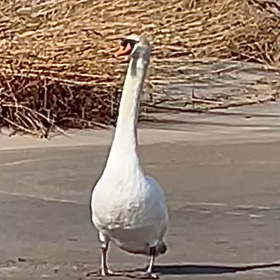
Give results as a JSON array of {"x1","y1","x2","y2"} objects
[{"x1": 91, "y1": 35, "x2": 168, "y2": 279}]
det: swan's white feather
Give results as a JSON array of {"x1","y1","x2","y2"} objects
[
  {"x1": 91, "y1": 165, "x2": 168, "y2": 254},
  {"x1": 91, "y1": 36, "x2": 168, "y2": 257}
]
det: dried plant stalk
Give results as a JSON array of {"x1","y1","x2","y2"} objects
[{"x1": 0, "y1": 0, "x2": 279, "y2": 136}]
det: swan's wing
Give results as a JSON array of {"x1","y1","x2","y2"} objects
[
  {"x1": 110, "y1": 175, "x2": 169, "y2": 252},
  {"x1": 144, "y1": 175, "x2": 169, "y2": 238},
  {"x1": 145, "y1": 175, "x2": 167, "y2": 208},
  {"x1": 91, "y1": 173, "x2": 168, "y2": 240}
]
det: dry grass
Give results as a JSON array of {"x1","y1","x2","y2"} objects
[{"x1": 0, "y1": 0, "x2": 280, "y2": 136}]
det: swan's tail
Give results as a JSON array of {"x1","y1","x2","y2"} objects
[
  {"x1": 155, "y1": 241, "x2": 167, "y2": 256},
  {"x1": 119, "y1": 241, "x2": 167, "y2": 256}
]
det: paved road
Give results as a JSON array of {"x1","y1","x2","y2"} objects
[{"x1": 1, "y1": 103, "x2": 280, "y2": 279}]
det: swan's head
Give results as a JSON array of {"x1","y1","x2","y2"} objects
[{"x1": 115, "y1": 35, "x2": 150, "y2": 60}]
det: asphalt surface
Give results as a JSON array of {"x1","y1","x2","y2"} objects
[{"x1": 1, "y1": 102, "x2": 280, "y2": 279}]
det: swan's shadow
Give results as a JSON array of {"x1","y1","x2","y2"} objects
[
  {"x1": 85, "y1": 263, "x2": 280, "y2": 278},
  {"x1": 153, "y1": 263, "x2": 280, "y2": 275}
]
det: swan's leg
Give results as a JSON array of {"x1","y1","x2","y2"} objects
[
  {"x1": 99, "y1": 234, "x2": 122, "y2": 277},
  {"x1": 146, "y1": 252, "x2": 156, "y2": 275},
  {"x1": 100, "y1": 242, "x2": 122, "y2": 277},
  {"x1": 125, "y1": 247, "x2": 159, "y2": 279},
  {"x1": 100, "y1": 241, "x2": 110, "y2": 275}
]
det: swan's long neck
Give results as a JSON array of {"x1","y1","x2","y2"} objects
[{"x1": 108, "y1": 52, "x2": 150, "y2": 162}]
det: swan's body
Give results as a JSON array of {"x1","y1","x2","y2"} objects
[{"x1": 91, "y1": 36, "x2": 168, "y2": 278}]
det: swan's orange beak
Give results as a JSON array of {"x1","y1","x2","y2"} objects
[{"x1": 115, "y1": 43, "x2": 132, "y2": 57}]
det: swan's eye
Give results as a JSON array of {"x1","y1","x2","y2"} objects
[{"x1": 120, "y1": 39, "x2": 129, "y2": 47}]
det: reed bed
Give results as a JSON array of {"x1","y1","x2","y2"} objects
[{"x1": 0, "y1": 0, "x2": 279, "y2": 136}]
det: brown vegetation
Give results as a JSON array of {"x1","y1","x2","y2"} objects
[{"x1": 0, "y1": 0, "x2": 279, "y2": 136}]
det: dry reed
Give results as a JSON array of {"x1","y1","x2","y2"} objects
[{"x1": 0, "y1": 0, "x2": 279, "y2": 136}]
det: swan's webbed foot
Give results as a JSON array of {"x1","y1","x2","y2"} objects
[
  {"x1": 101, "y1": 268, "x2": 123, "y2": 277},
  {"x1": 125, "y1": 271, "x2": 159, "y2": 279},
  {"x1": 86, "y1": 269, "x2": 123, "y2": 278}
]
